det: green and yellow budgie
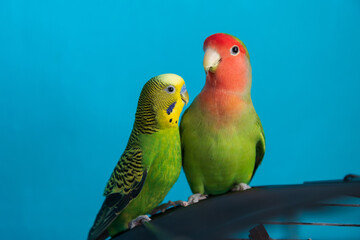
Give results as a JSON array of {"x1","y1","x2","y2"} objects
[
  {"x1": 88, "y1": 74, "x2": 189, "y2": 240},
  {"x1": 180, "y1": 33, "x2": 265, "y2": 203}
]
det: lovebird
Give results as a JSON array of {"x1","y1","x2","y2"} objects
[
  {"x1": 180, "y1": 33, "x2": 265, "y2": 203},
  {"x1": 88, "y1": 74, "x2": 189, "y2": 240}
]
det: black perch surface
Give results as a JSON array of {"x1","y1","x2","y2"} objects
[{"x1": 113, "y1": 175, "x2": 360, "y2": 240}]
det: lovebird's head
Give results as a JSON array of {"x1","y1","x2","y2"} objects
[
  {"x1": 203, "y1": 33, "x2": 251, "y2": 92},
  {"x1": 135, "y1": 74, "x2": 189, "y2": 131}
]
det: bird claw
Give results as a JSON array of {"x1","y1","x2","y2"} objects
[
  {"x1": 150, "y1": 200, "x2": 188, "y2": 215},
  {"x1": 232, "y1": 183, "x2": 251, "y2": 192},
  {"x1": 172, "y1": 200, "x2": 188, "y2": 207},
  {"x1": 187, "y1": 193, "x2": 208, "y2": 205},
  {"x1": 128, "y1": 215, "x2": 151, "y2": 229}
]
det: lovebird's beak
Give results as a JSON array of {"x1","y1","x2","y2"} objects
[
  {"x1": 203, "y1": 48, "x2": 221, "y2": 73},
  {"x1": 180, "y1": 84, "x2": 189, "y2": 105}
]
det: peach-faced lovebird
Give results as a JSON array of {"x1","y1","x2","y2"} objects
[
  {"x1": 180, "y1": 33, "x2": 265, "y2": 203},
  {"x1": 88, "y1": 74, "x2": 189, "y2": 240}
]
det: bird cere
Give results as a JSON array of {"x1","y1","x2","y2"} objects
[{"x1": 88, "y1": 33, "x2": 265, "y2": 239}]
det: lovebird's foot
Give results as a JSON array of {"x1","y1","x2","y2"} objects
[
  {"x1": 150, "y1": 200, "x2": 188, "y2": 215},
  {"x1": 128, "y1": 215, "x2": 151, "y2": 229},
  {"x1": 187, "y1": 193, "x2": 208, "y2": 205},
  {"x1": 232, "y1": 183, "x2": 251, "y2": 192}
]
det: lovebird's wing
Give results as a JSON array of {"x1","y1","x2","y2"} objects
[
  {"x1": 251, "y1": 115, "x2": 265, "y2": 180},
  {"x1": 88, "y1": 147, "x2": 146, "y2": 240}
]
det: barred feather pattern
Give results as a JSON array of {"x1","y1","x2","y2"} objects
[
  {"x1": 104, "y1": 76, "x2": 176, "y2": 195},
  {"x1": 89, "y1": 74, "x2": 185, "y2": 240},
  {"x1": 135, "y1": 76, "x2": 176, "y2": 134},
  {"x1": 104, "y1": 146, "x2": 143, "y2": 196}
]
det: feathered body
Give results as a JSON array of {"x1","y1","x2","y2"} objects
[
  {"x1": 104, "y1": 129, "x2": 181, "y2": 236},
  {"x1": 89, "y1": 74, "x2": 189, "y2": 240},
  {"x1": 181, "y1": 33, "x2": 265, "y2": 195}
]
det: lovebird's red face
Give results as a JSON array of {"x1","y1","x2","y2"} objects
[{"x1": 202, "y1": 33, "x2": 251, "y2": 92}]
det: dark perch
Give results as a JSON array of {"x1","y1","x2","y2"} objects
[{"x1": 113, "y1": 174, "x2": 360, "y2": 240}]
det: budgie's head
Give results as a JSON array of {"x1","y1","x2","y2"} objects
[
  {"x1": 202, "y1": 33, "x2": 251, "y2": 92},
  {"x1": 135, "y1": 74, "x2": 189, "y2": 132}
]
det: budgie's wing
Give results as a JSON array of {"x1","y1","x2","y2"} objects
[
  {"x1": 88, "y1": 148, "x2": 146, "y2": 240},
  {"x1": 251, "y1": 116, "x2": 265, "y2": 180}
]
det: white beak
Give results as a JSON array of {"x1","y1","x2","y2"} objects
[{"x1": 203, "y1": 48, "x2": 221, "y2": 73}]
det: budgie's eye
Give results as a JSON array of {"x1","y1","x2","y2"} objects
[
  {"x1": 230, "y1": 45, "x2": 239, "y2": 56},
  {"x1": 166, "y1": 86, "x2": 175, "y2": 93}
]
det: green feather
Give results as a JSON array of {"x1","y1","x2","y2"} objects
[
  {"x1": 181, "y1": 101, "x2": 265, "y2": 195},
  {"x1": 88, "y1": 74, "x2": 186, "y2": 240}
]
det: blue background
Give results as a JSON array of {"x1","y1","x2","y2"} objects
[{"x1": 1, "y1": 0, "x2": 359, "y2": 239}]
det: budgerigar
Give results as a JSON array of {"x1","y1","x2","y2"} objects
[
  {"x1": 88, "y1": 74, "x2": 189, "y2": 240},
  {"x1": 180, "y1": 33, "x2": 265, "y2": 203}
]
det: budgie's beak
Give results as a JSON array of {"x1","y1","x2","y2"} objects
[
  {"x1": 180, "y1": 84, "x2": 189, "y2": 105},
  {"x1": 203, "y1": 48, "x2": 221, "y2": 73}
]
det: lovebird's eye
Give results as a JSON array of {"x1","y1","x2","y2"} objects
[
  {"x1": 166, "y1": 86, "x2": 175, "y2": 93},
  {"x1": 230, "y1": 45, "x2": 239, "y2": 55}
]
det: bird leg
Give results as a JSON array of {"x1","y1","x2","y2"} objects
[
  {"x1": 232, "y1": 183, "x2": 251, "y2": 192},
  {"x1": 128, "y1": 215, "x2": 151, "y2": 229},
  {"x1": 187, "y1": 193, "x2": 208, "y2": 205},
  {"x1": 150, "y1": 200, "x2": 188, "y2": 215}
]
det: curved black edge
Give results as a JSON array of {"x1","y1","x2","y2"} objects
[
  {"x1": 344, "y1": 174, "x2": 360, "y2": 182},
  {"x1": 113, "y1": 177, "x2": 360, "y2": 240}
]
